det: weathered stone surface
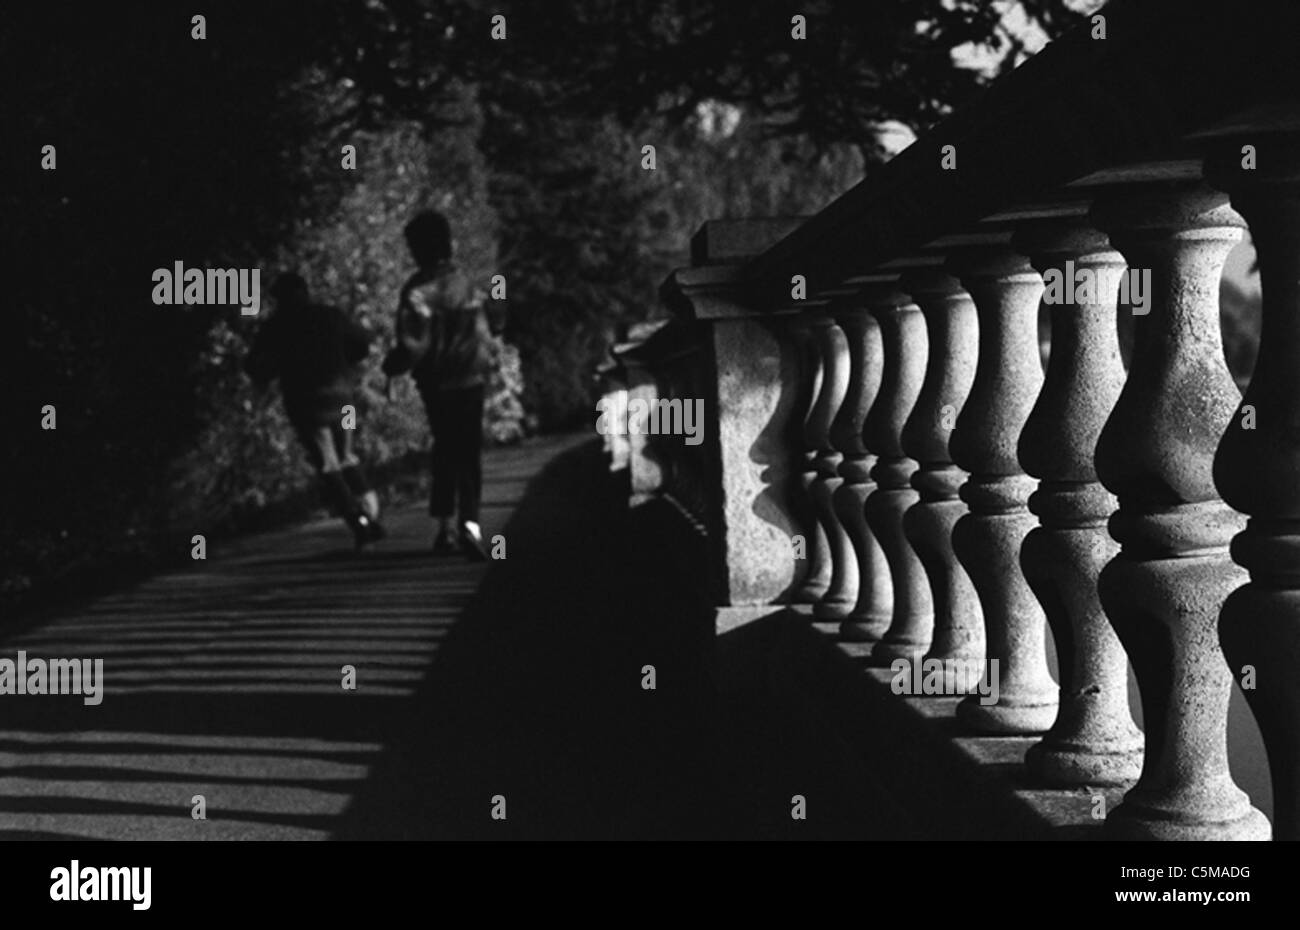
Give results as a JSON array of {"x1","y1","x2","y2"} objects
[
  {"x1": 807, "y1": 315, "x2": 858, "y2": 619},
  {"x1": 831, "y1": 303, "x2": 893, "y2": 640},
  {"x1": 625, "y1": 360, "x2": 666, "y2": 506},
  {"x1": 1209, "y1": 141, "x2": 1300, "y2": 840},
  {"x1": 948, "y1": 247, "x2": 1058, "y2": 735},
  {"x1": 1013, "y1": 220, "x2": 1143, "y2": 786},
  {"x1": 707, "y1": 315, "x2": 808, "y2": 606},
  {"x1": 1091, "y1": 185, "x2": 1269, "y2": 840},
  {"x1": 899, "y1": 269, "x2": 983, "y2": 686},
  {"x1": 787, "y1": 317, "x2": 832, "y2": 603},
  {"x1": 864, "y1": 287, "x2": 935, "y2": 664},
  {"x1": 602, "y1": 384, "x2": 630, "y2": 473},
  {"x1": 664, "y1": 257, "x2": 815, "y2": 612}
]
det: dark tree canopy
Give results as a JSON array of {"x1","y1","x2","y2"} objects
[
  {"x1": 302, "y1": 0, "x2": 1093, "y2": 157},
  {"x1": 5, "y1": 0, "x2": 1090, "y2": 609}
]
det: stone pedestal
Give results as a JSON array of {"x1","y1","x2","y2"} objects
[{"x1": 661, "y1": 245, "x2": 820, "y2": 671}]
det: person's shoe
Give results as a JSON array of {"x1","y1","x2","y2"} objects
[
  {"x1": 351, "y1": 514, "x2": 377, "y2": 551},
  {"x1": 432, "y1": 527, "x2": 458, "y2": 556},
  {"x1": 460, "y1": 521, "x2": 488, "y2": 562}
]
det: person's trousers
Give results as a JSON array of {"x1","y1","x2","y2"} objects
[
  {"x1": 293, "y1": 421, "x2": 371, "y2": 517},
  {"x1": 420, "y1": 384, "x2": 484, "y2": 523},
  {"x1": 294, "y1": 422, "x2": 361, "y2": 474}
]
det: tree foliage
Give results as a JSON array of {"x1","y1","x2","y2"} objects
[{"x1": 5, "y1": 0, "x2": 1092, "y2": 608}]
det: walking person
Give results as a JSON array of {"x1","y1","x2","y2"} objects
[
  {"x1": 383, "y1": 210, "x2": 499, "y2": 560},
  {"x1": 246, "y1": 272, "x2": 385, "y2": 549}
]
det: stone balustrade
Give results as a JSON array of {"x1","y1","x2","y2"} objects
[{"x1": 618, "y1": 0, "x2": 1300, "y2": 838}]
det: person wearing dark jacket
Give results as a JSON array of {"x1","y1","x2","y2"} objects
[
  {"x1": 383, "y1": 211, "x2": 501, "y2": 559},
  {"x1": 247, "y1": 272, "x2": 385, "y2": 549}
]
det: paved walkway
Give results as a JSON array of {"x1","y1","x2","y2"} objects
[
  {"x1": 0, "y1": 432, "x2": 906, "y2": 840},
  {"x1": 0, "y1": 435, "x2": 589, "y2": 839}
]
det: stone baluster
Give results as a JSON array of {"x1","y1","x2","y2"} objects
[
  {"x1": 625, "y1": 356, "x2": 666, "y2": 507},
  {"x1": 1208, "y1": 144, "x2": 1300, "y2": 839},
  {"x1": 899, "y1": 269, "x2": 983, "y2": 682},
  {"x1": 806, "y1": 314, "x2": 857, "y2": 619},
  {"x1": 948, "y1": 247, "x2": 1057, "y2": 734},
  {"x1": 789, "y1": 316, "x2": 832, "y2": 603},
  {"x1": 1012, "y1": 221, "x2": 1143, "y2": 785},
  {"x1": 831, "y1": 300, "x2": 893, "y2": 640},
  {"x1": 602, "y1": 373, "x2": 631, "y2": 474},
  {"x1": 1091, "y1": 185, "x2": 1269, "y2": 840},
  {"x1": 862, "y1": 284, "x2": 935, "y2": 663},
  {"x1": 663, "y1": 344, "x2": 710, "y2": 525}
]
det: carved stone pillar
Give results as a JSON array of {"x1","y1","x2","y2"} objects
[
  {"x1": 807, "y1": 314, "x2": 857, "y2": 619},
  {"x1": 601, "y1": 374, "x2": 631, "y2": 474},
  {"x1": 789, "y1": 317, "x2": 832, "y2": 603},
  {"x1": 625, "y1": 357, "x2": 666, "y2": 506},
  {"x1": 662, "y1": 260, "x2": 814, "y2": 628},
  {"x1": 1013, "y1": 221, "x2": 1143, "y2": 786},
  {"x1": 831, "y1": 301, "x2": 892, "y2": 640},
  {"x1": 863, "y1": 285, "x2": 934, "y2": 664},
  {"x1": 1091, "y1": 185, "x2": 1269, "y2": 840},
  {"x1": 899, "y1": 269, "x2": 983, "y2": 684},
  {"x1": 1209, "y1": 144, "x2": 1300, "y2": 840},
  {"x1": 948, "y1": 247, "x2": 1057, "y2": 734}
]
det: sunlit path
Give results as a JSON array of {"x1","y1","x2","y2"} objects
[
  {"x1": 1, "y1": 431, "x2": 913, "y2": 841},
  {"x1": 0, "y1": 435, "x2": 583, "y2": 840}
]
